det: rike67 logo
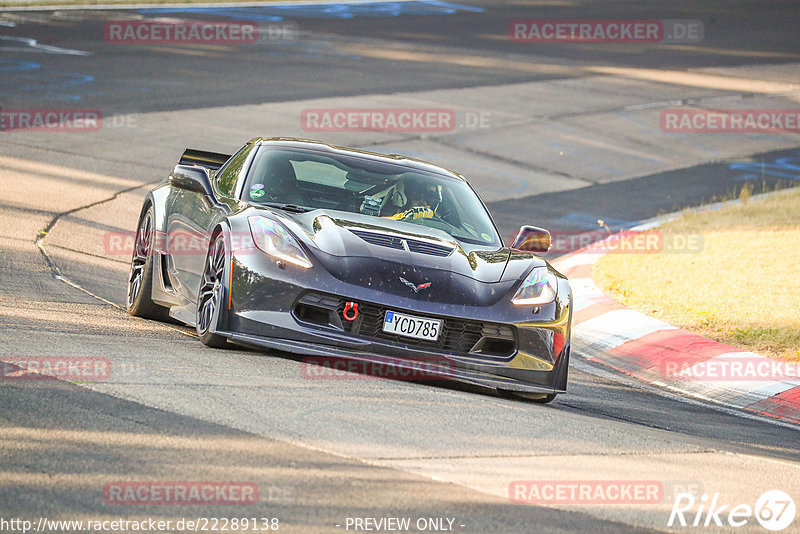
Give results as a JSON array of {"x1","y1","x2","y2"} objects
[{"x1": 669, "y1": 490, "x2": 796, "y2": 531}]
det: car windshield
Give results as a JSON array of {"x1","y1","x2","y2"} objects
[{"x1": 242, "y1": 145, "x2": 501, "y2": 246}]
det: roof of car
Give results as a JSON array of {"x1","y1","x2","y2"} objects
[{"x1": 247, "y1": 137, "x2": 465, "y2": 182}]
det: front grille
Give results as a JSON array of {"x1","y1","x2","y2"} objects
[
  {"x1": 349, "y1": 229, "x2": 454, "y2": 257},
  {"x1": 331, "y1": 299, "x2": 514, "y2": 358}
]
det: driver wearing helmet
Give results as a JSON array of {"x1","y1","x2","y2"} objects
[{"x1": 388, "y1": 178, "x2": 439, "y2": 221}]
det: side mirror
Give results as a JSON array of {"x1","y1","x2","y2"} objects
[
  {"x1": 512, "y1": 225, "x2": 551, "y2": 253},
  {"x1": 169, "y1": 165, "x2": 214, "y2": 197}
]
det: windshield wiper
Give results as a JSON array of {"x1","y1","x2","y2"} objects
[{"x1": 262, "y1": 202, "x2": 311, "y2": 213}]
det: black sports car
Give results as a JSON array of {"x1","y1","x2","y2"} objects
[{"x1": 127, "y1": 138, "x2": 571, "y2": 402}]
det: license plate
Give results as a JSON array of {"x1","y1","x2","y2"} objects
[{"x1": 383, "y1": 311, "x2": 441, "y2": 341}]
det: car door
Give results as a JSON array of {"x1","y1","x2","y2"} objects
[{"x1": 166, "y1": 144, "x2": 256, "y2": 302}]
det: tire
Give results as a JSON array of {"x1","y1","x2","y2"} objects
[
  {"x1": 196, "y1": 231, "x2": 229, "y2": 348},
  {"x1": 498, "y1": 389, "x2": 557, "y2": 404},
  {"x1": 127, "y1": 204, "x2": 171, "y2": 321},
  {"x1": 518, "y1": 392, "x2": 557, "y2": 404}
]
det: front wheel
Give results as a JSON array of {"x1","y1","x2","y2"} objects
[
  {"x1": 498, "y1": 389, "x2": 557, "y2": 404},
  {"x1": 196, "y1": 231, "x2": 229, "y2": 348}
]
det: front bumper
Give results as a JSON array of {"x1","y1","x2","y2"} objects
[{"x1": 223, "y1": 243, "x2": 572, "y2": 393}]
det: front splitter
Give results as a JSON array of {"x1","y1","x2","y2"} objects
[{"x1": 223, "y1": 331, "x2": 565, "y2": 395}]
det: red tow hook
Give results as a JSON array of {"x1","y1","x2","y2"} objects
[{"x1": 343, "y1": 301, "x2": 359, "y2": 321}]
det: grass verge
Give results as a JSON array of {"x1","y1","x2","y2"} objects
[{"x1": 593, "y1": 186, "x2": 800, "y2": 362}]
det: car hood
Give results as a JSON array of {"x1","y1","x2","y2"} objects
[{"x1": 269, "y1": 209, "x2": 545, "y2": 304}]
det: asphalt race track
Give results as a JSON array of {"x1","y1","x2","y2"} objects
[{"x1": 1, "y1": 1, "x2": 800, "y2": 533}]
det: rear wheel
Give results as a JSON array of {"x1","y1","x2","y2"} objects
[
  {"x1": 196, "y1": 232, "x2": 229, "y2": 348},
  {"x1": 127, "y1": 204, "x2": 170, "y2": 321}
]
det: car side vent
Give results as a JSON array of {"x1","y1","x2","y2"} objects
[
  {"x1": 160, "y1": 254, "x2": 174, "y2": 290},
  {"x1": 349, "y1": 229, "x2": 453, "y2": 257}
]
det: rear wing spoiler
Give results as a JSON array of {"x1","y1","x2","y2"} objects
[{"x1": 179, "y1": 148, "x2": 232, "y2": 171}]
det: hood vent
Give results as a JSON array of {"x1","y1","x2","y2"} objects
[{"x1": 349, "y1": 229, "x2": 454, "y2": 257}]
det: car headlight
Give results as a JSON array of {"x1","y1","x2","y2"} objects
[
  {"x1": 248, "y1": 216, "x2": 312, "y2": 269},
  {"x1": 512, "y1": 266, "x2": 557, "y2": 305}
]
